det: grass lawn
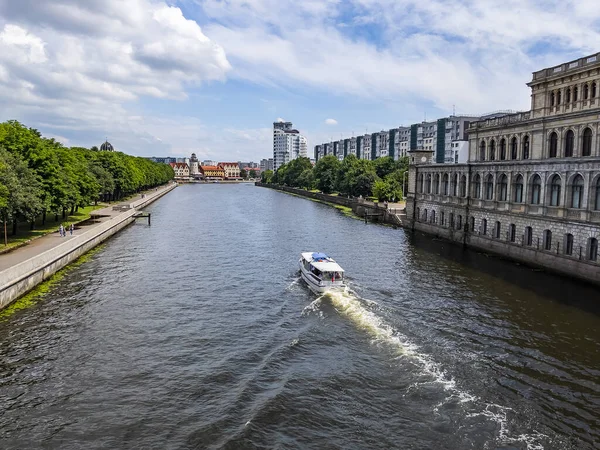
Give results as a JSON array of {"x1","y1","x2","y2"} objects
[{"x1": 1, "y1": 204, "x2": 105, "y2": 252}]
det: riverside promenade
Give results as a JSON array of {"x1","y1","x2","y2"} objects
[{"x1": 0, "y1": 182, "x2": 177, "y2": 310}]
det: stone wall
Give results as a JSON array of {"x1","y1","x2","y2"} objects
[{"x1": 0, "y1": 183, "x2": 177, "y2": 311}]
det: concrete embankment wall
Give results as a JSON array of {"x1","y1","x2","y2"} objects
[
  {"x1": 409, "y1": 219, "x2": 600, "y2": 286},
  {"x1": 255, "y1": 183, "x2": 404, "y2": 226},
  {"x1": 0, "y1": 183, "x2": 177, "y2": 311}
]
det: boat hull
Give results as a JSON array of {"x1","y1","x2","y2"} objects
[{"x1": 299, "y1": 259, "x2": 345, "y2": 294}]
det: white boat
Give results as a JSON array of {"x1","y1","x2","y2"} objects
[{"x1": 299, "y1": 252, "x2": 346, "y2": 294}]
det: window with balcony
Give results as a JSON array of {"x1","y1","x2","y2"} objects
[
  {"x1": 510, "y1": 137, "x2": 518, "y2": 160},
  {"x1": 549, "y1": 174, "x2": 562, "y2": 206},
  {"x1": 565, "y1": 130, "x2": 574, "y2": 157},
  {"x1": 531, "y1": 175, "x2": 542, "y2": 204},
  {"x1": 549, "y1": 132, "x2": 558, "y2": 158},
  {"x1": 498, "y1": 174, "x2": 508, "y2": 201},
  {"x1": 570, "y1": 175, "x2": 584, "y2": 208},
  {"x1": 513, "y1": 175, "x2": 524, "y2": 203},
  {"x1": 582, "y1": 127, "x2": 592, "y2": 156},
  {"x1": 485, "y1": 175, "x2": 494, "y2": 200}
]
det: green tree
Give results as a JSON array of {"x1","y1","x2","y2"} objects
[
  {"x1": 283, "y1": 157, "x2": 313, "y2": 187},
  {"x1": 373, "y1": 156, "x2": 397, "y2": 179},
  {"x1": 313, "y1": 155, "x2": 340, "y2": 194},
  {"x1": 240, "y1": 169, "x2": 247, "y2": 179},
  {"x1": 373, "y1": 178, "x2": 402, "y2": 202},
  {"x1": 249, "y1": 169, "x2": 257, "y2": 178},
  {"x1": 261, "y1": 170, "x2": 273, "y2": 183},
  {"x1": 296, "y1": 168, "x2": 314, "y2": 190}
]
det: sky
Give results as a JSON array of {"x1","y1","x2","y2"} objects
[{"x1": 1, "y1": 0, "x2": 600, "y2": 162}]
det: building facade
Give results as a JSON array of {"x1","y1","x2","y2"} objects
[
  {"x1": 200, "y1": 165, "x2": 225, "y2": 180},
  {"x1": 219, "y1": 162, "x2": 241, "y2": 179},
  {"x1": 273, "y1": 121, "x2": 308, "y2": 171},
  {"x1": 169, "y1": 162, "x2": 190, "y2": 179},
  {"x1": 260, "y1": 158, "x2": 274, "y2": 172},
  {"x1": 406, "y1": 53, "x2": 600, "y2": 285}
]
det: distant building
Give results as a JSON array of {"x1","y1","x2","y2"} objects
[
  {"x1": 200, "y1": 165, "x2": 225, "y2": 180},
  {"x1": 189, "y1": 153, "x2": 200, "y2": 177},
  {"x1": 100, "y1": 140, "x2": 114, "y2": 151},
  {"x1": 148, "y1": 156, "x2": 177, "y2": 164},
  {"x1": 273, "y1": 121, "x2": 308, "y2": 171},
  {"x1": 219, "y1": 162, "x2": 241, "y2": 179},
  {"x1": 260, "y1": 158, "x2": 274, "y2": 172},
  {"x1": 169, "y1": 162, "x2": 190, "y2": 179},
  {"x1": 202, "y1": 160, "x2": 217, "y2": 166}
]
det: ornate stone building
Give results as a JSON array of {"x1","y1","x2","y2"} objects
[{"x1": 406, "y1": 53, "x2": 600, "y2": 285}]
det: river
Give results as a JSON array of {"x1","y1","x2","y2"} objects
[{"x1": 1, "y1": 184, "x2": 599, "y2": 449}]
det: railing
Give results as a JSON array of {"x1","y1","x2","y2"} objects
[
  {"x1": 532, "y1": 53, "x2": 600, "y2": 80},
  {"x1": 590, "y1": 211, "x2": 600, "y2": 222},
  {"x1": 567, "y1": 209, "x2": 585, "y2": 220},
  {"x1": 470, "y1": 111, "x2": 531, "y2": 130}
]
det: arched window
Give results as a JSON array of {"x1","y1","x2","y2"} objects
[
  {"x1": 513, "y1": 175, "x2": 523, "y2": 203},
  {"x1": 485, "y1": 174, "x2": 494, "y2": 200},
  {"x1": 510, "y1": 137, "x2": 518, "y2": 160},
  {"x1": 557, "y1": 90, "x2": 562, "y2": 105},
  {"x1": 460, "y1": 175, "x2": 467, "y2": 197},
  {"x1": 549, "y1": 132, "x2": 558, "y2": 157},
  {"x1": 574, "y1": 86, "x2": 579, "y2": 101},
  {"x1": 595, "y1": 177, "x2": 600, "y2": 210},
  {"x1": 449, "y1": 212, "x2": 454, "y2": 228},
  {"x1": 549, "y1": 174, "x2": 562, "y2": 207},
  {"x1": 426, "y1": 174, "x2": 431, "y2": 194},
  {"x1": 531, "y1": 174, "x2": 542, "y2": 204},
  {"x1": 500, "y1": 138, "x2": 506, "y2": 160},
  {"x1": 452, "y1": 174, "x2": 458, "y2": 196},
  {"x1": 489, "y1": 140, "x2": 496, "y2": 161},
  {"x1": 566, "y1": 87, "x2": 571, "y2": 103},
  {"x1": 571, "y1": 175, "x2": 584, "y2": 208},
  {"x1": 479, "y1": 140, "x2": 486, "y2": 161},
  {"x1": 434, "y1": 174, "x2": 440, "y2": 194},
  {"x1": 593, "y1": 82, "x2": 598, "y2": 98},
  {"x1": 457, "y1": 215, "x2": 462, "y2": 230},
  {"x1": 565, "y1": 233, "x2": 574, "y2": 256},
  {"x1": 497, "y1": 174, "x2": 508, "y2": 201},
  {"x1": 441, "y1": 211, "x2": 445, "y2": 226},
  {"x1": 418, "y1": 173, "x2": 424, "y2": 193},
  {"x1": 523, "y1": 135, "x2": 530, "y2": 159},
  {"x1": 470, "y1": 216, "x2": 475, "y2": 232},
  {"x1": 544, "y1": 230, "x2": 552, "y2": 251},
  {"x1": 589, "y1": 238, "x2": 598, "y2": 261},
  {"x1": 550, "y1": 91, "x2": 555, "y2": 106},
  {"x1": 494, "y1": 221, "x2": 501, "y2": 238},
  {"x1": 582, "y1": 127, "x2": 592, "y2": 156},
  {"x1": 431, "y1": 210, "x2": 436, "y2": 224},
  {"x1": 509, "y1": 224, "x2": 516, "y2": 242},
  {"x1": 442, "y1": 173, "x2": 449, "y2": 195},
  {"x1": 584, "y1": 83, "x2": 589, "y2": 100},
  {"x1": 565, "y1": 130, "x2": 574, "y2": 157},
  {"x1": 473, "y1": 174, "x2": 481, "y2": 198},
  {"x1": 525, "y1": 226, "x2": 533, "y2": 246},
  {"x1": 482, "y1": 218, "x2": 487, "y2": 235},
  {"x1": 423, "y1": 209, "x2": 428, "y2": 221}
]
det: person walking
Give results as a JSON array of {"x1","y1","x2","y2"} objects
[
  {"x1": 59, "y1": 224, "x2": 64, "y2": 237},
  {"x1": 69, "y1": 224, "x2": 74, "y2": 236}
]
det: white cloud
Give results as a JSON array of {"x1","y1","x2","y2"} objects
[
  {"x1": 0, "y1": 0, "x2": 232, "y2": 155},
  {"x1": 325, "y1": 118, "x2": 338, "y2": 125}
]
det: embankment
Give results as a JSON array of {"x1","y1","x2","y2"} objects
[
  {"x1": 0, "y1": 183, "x2": 177, "y2": 311},
  {"x1": 255, "y1": 183, "x2": 405, "y2": 226}
]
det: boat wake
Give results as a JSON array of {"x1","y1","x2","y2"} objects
[{"x1": 309, "y1": 288, "x2": 550, "y2": 450}]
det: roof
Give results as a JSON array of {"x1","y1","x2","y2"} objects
[
  {"x1": 218, "y1": 162, "x2": 239, "y2": 166},
  {"x1": 301, "y1": 252, "x2": 344, "y2": 272},
  {"x1": 200, "y1": 165, "x2": 224, "y2": 171}
]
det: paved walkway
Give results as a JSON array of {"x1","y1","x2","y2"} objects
[{"x1": 0, "y1": 183, "x2": 175, "y2": 272}]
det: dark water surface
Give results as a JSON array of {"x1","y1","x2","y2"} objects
[{"x1": 1, "y1": 184, "x2": 599, "y2": 449}]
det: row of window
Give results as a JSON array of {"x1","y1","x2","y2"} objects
[
  {"x1": 479, "y1": 136, "x2": 530, "y2": 161},
  {"x1": 549, "y1": 82, "x2": 597, "y2": 106},
  {"x1": 415, "y1": 208, "x2": 599, "y2": 261},
  {"x1": 417, "y1": 172, "x2": 600, "y2": 210}
]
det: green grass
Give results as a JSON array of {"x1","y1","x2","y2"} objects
[
  {"x1": 0, "y1": 244, "x2": 105, "y2": 320},
  {"x1": 278, "y1": 189, "x2": 362, "y2": 220},
  {"x1": 1, "y1": 204, "x2": 105, "y2": 252}
]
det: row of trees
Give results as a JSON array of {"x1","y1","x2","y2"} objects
[
  {"x1": 261, "y1": 155, "x2": 409, "y2": 201},
  {"x1": 0, "y1": 120, "x2": 174, "y2": 241}
]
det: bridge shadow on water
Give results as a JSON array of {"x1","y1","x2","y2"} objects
[{"x1": 407, "y1": 231, "x2": 600, "y2": 316}]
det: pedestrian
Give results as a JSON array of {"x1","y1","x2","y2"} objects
[
  {"x1": 59, "y1": 224, "x2": 64, "y2": 237},
  {"x1": 69, "y1": 224, "x2": 74, "y2": 235}
]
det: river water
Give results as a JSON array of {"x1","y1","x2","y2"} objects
[{"x1": 1, "y1": 184, "x2": 599, "y2": 449}]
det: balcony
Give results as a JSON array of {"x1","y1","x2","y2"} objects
[
  {"x1": 566, "y1": 208, "x2": 587, "y2": 221},
  {"x1": 510, "y1": 204, "x2": 525, "y2": 213}
]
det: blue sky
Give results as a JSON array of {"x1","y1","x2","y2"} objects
[{"x1": 0, "y1": 0, "x2": 599, "y2": 162}]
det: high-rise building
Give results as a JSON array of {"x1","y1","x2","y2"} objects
[
  {"x1": 273, "y1": 121, "x2": 308, "y2": 171},
  {"x1": 260, "y1": 158, "x2": 274, "y2": 171}
]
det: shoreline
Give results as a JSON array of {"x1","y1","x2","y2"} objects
[{"x1": 0, "y1": 182, "x2": 177, "y2": 311}]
